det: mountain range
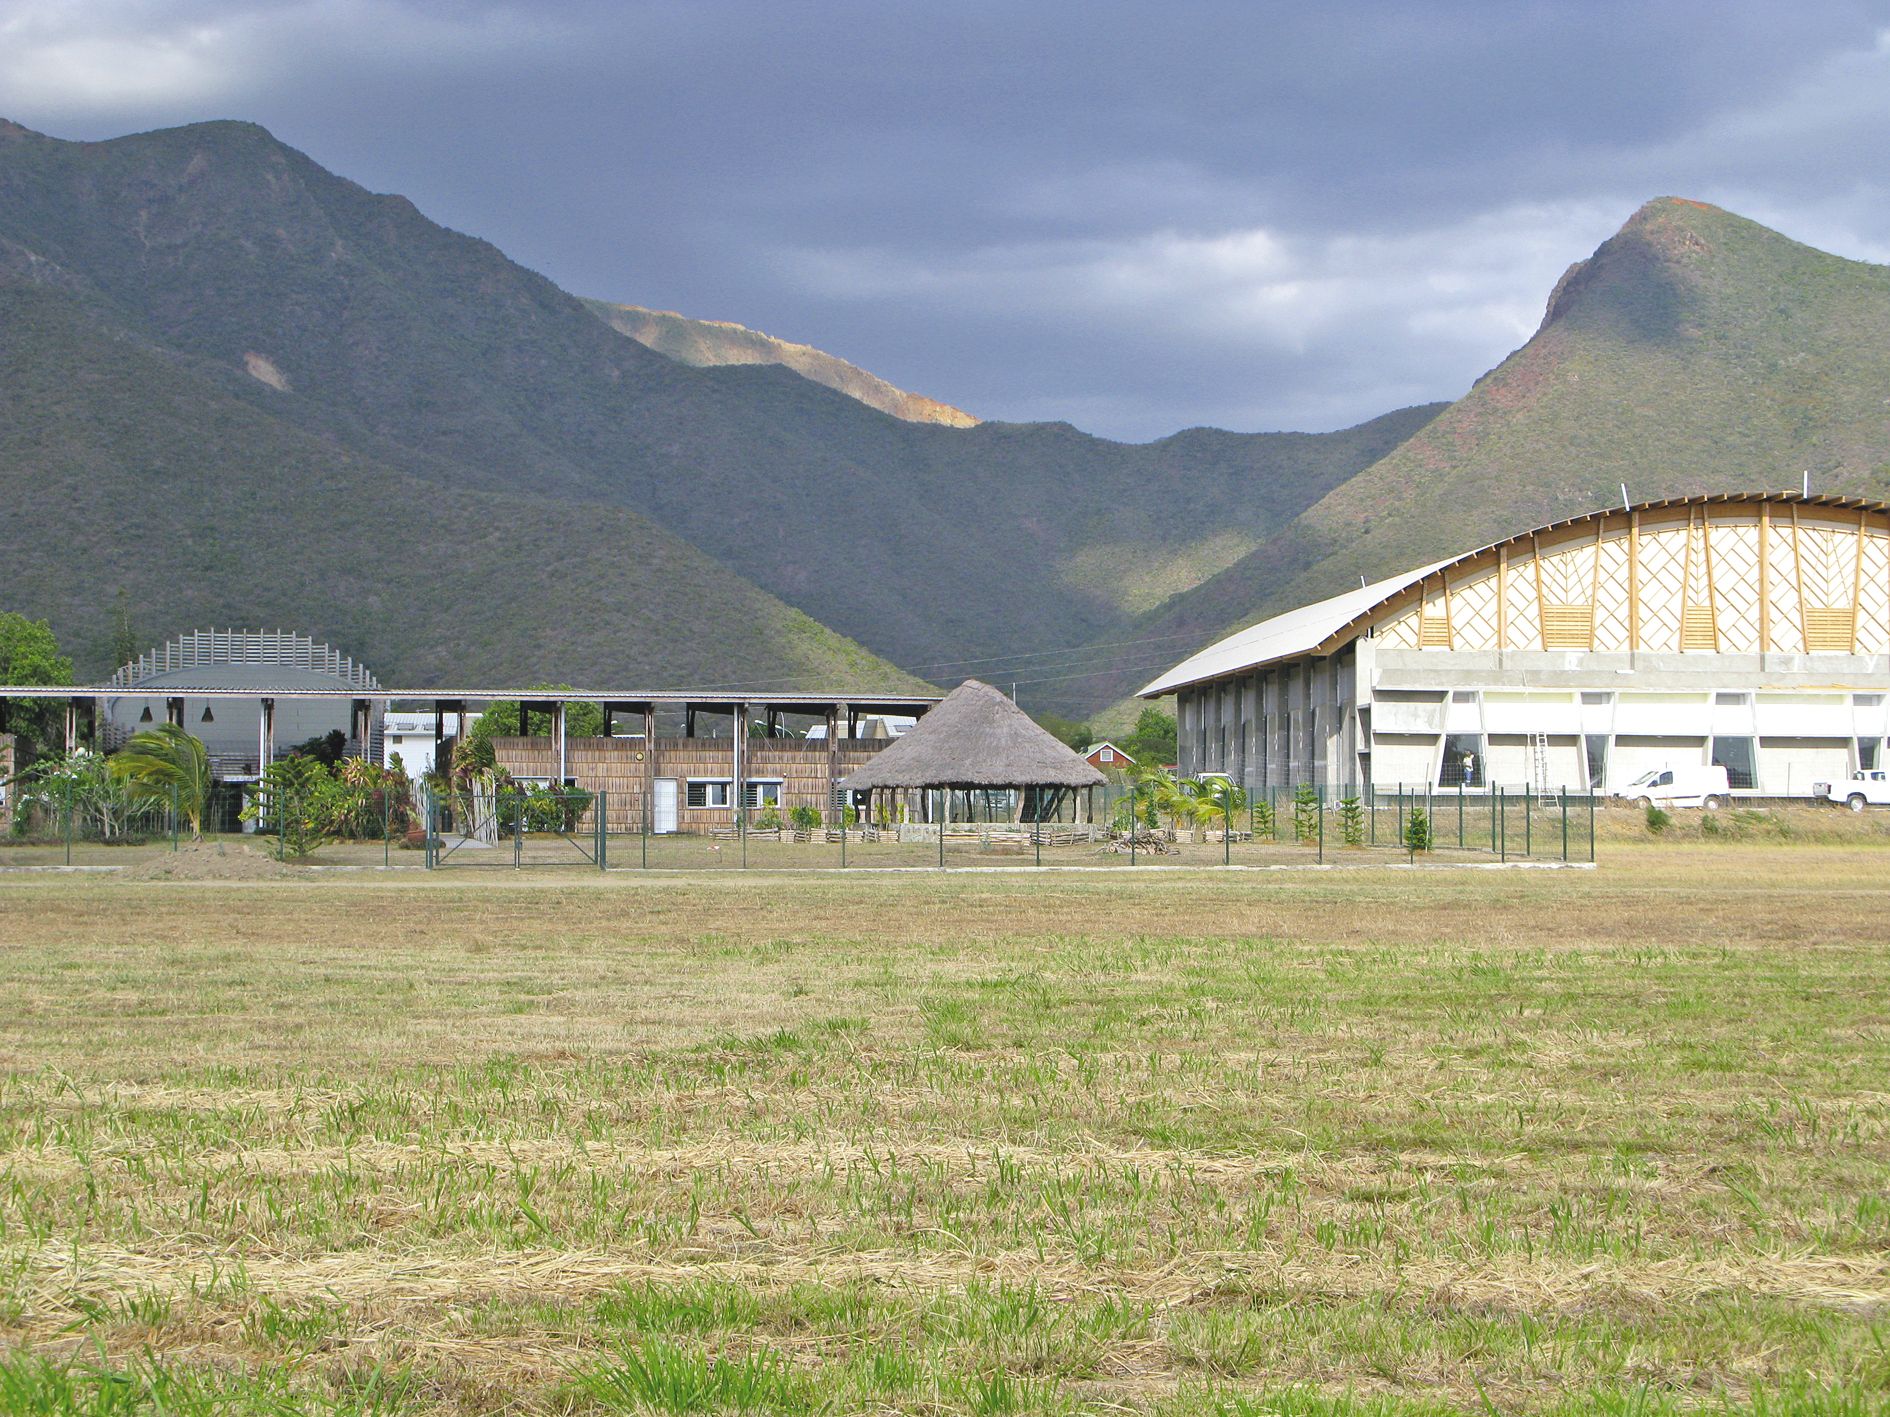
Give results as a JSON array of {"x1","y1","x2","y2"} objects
[{"x1": 2, "y1": 119, "x2": 1887, "y2": 720}]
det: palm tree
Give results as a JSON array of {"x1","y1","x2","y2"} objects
[
  {"x1": 1198, "y1": 775, "x2": 1248, "y2": 839},
  {"x1": 1134, "y1": 767, "x2": 1199, "y2": 840},
  {"x1": 109, "y1": 723, "x2": 213, "y2": 838}
]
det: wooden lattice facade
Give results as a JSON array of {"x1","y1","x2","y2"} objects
[{"x1": 1370, "y1": 501, "x2": 1890, "y2": 658}]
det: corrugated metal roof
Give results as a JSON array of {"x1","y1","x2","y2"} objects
[
  {"x1": 1139, "y1": 557, "x2": 1453, "y2": 697},
  {"x1": 1139, "y1": 492, "x2": 1890, "y2": 697}
]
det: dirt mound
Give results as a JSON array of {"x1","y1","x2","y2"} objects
[{"x1": 118, "y1": 842, "x2": 302, "y2": 882}]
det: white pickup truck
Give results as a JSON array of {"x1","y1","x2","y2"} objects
[{"x1": 1813, "y1": 769, "x2": 1890, "y2": 811}]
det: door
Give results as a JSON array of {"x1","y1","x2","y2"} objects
[{"x1": 653, "y1": 778, "x2": 679, "y2": 834}]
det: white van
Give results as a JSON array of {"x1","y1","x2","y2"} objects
[{"x1": 1615, "y1": 764, "x2": 1730, "y2": 810}]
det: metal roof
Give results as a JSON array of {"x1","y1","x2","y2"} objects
[
  {"x1": 1139, "y1": 492, "x2": 1890, "y2": 697},
  {"x1": 0, "y1": 685, "x2": 940, "y2": 708}
]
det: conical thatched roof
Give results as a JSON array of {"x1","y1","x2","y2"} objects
[{"x1": 841, "y1": 680, "x2": 1107, "y2": 790}]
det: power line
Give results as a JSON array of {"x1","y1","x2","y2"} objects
[
  {"x1": 665, "y1": 628, "x2": 1205, "y2": 695},
  {"x1": 1003, "y1": 657, "x2": 1187, "y2": 690},
  {"x1": 891, "y1": 629, "x2": 1203, "y2": 677}
]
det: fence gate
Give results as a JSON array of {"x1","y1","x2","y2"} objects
[{"x1": 425, "y1": 787, "x2": 605, "y2": 870}]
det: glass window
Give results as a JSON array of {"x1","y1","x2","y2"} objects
[
  {"x1": 1451, "y1": 689, "x2": 1477, "y2": 703},
  {"x1": 686, "y1": 779, "x2": 731, "y2": 808},
  {"x1": 1580, "y1": 691, "x2": 1613, "y2": 706},
  {"x1": 1859, "y1": 739, "x2": 1881, "y2": 772},
  {"x1": 1584, "y1": 734, "x2": 1609, "y2": 791},
  {"x1": 743, "y1": 781, "x2": 782, "y2": 808},
  {"x1": 1439, "y1": 733, "x2": 1484, "y2": 787},
  {"x1": 1715, "y1": 692, "x2": 1750, "y2": 706},
  {"x1": 1710, "y1": 736, "x2": 1756, "y2": 791},
  {"x1": 1855, "y1": 694, "x2": 1885, "y2": 707}
]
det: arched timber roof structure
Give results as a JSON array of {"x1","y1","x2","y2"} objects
[{"x1": 1143, "y1": 493, "x2": 1890, "y2": 697}]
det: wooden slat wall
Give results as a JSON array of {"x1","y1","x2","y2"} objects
[{"x1": 493, "y1": 737, "x2": 884, "y2": 830}]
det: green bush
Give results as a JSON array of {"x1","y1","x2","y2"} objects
[
  {"x1": 754, "y1": 802, "x2": 782, "y2": 832},
  {"x1": 789, "y1": 804, "x2": 822, "y2": 833},
  {"x1": 1252, "y1": 795, "x2": 1275, "y2": 838},
  {"x1": 1339, "y1": 795, "x2": 1364, "y2": 846},
  {"x1": 1403, "y1": 806, "x2": 1434, "y2": 853},
  {"x1": 1645, "y1": 803, "x2": 1672, "y2": 834}
]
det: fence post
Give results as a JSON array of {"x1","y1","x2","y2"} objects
[
  {"x1": 1130, "y1": 781, "x2": 1137, "y2": 866},
  {"x1": 1369, "y1": 783, "x2": 1376, "y2": 846},
  {"x1": 1224, "y1": 795, "x2": 1231, "y2": 866},
  {"x1": 1588, "y1": 791, "x2": 1596, "y2": 863},
  {"x1": 278, "y1": 788, "x2": 286, "y2": 862},
  {"x1": 1499, "y1": 786, "x2": 1507, "y2": 863},
  {"x1": 1561, "y1": 787, "x2": 1569, "y2": 863},
  {"x1": 840, "y1": 804, "x2": 847, "y2": 870},
  {"x1": 514, "y1": 793, "x2": 522, "y2": 870},
  {"x1": 1397, "y1": 784, "x2": 1405, "y2": 848},
  {"x1": 65, "y1": 781, "x2": 74, "y2": 866},
  {"x1": 383, "y1": 793, "x2": 391, "y2": 869},
  {"x1": 1317, "y1": 785, "x2": 1324, "y2": 864},
  {"x1": 597, "y1": 791, "x2": 607, "y2": 871},
  {"x1": 1458, "y1": 784, "x2": 1465, "y2": 848},
  {"x1": 642, "y1": 788, "x2": 649, "y2": 870},
  {"x1": 938, "y1": 799, "x2": 946, "y2": 870},
  {"x1": 171, "y1": 783, "x2": 180, "y2": 852},
  {"x1": 1524, "y1": 789, "x2": 1532, "y2": 858}
]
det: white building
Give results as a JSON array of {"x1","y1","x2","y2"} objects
[
  {"x1": 1141, "y1": 494, "x2": 1890, "y2": 797},
  {"x1": 382, "y1": 710, "x2": 482, "y2": 776},
  {"x1": 102, "y1": 630, "x2": 383, "y2": 781}
]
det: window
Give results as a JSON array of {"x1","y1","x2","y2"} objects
[
  {"x1": 1584, "y1": 734, "x2": 1609, "y2": 791},
  {"x1": 1451, "y1": 689, "x2": 1477, "y2": 703},
  {"x1": 1856, "y1": 694, "x2": 1885, "y2": 708},
  {"x1": 1439, "y1": 732, "x2": 1484, "y2": 787},
  {"x1": 686, "y1": 779, "x2": 731, "y2": 808},
  {"x1": 1715, "y1": 692, "x2": 1750, "y2": 707},
  {"x1": 1710, "y1": 736, "x2": 1756, "y2": 791},
  {"x1": 1580, "y1": 691, "x2": 1613, "y2": 706},
  {"x1": 743, "y1": 780, "x2": 782, "y2": 809},
  {"x1": 1859, "y1": 739, "x2": 1881, "y2": 772}
]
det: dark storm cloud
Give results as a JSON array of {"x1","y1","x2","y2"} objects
[{"x1": 4, "y1": 1, "x2": 1887, "y2": 437}]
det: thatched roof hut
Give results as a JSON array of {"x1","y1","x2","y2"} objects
[{"x1": 841, "y1": 679, "x2": 1106, "y2": 791}]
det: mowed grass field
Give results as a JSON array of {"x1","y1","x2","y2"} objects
[{"x1": 0, "y1": 845, "x2": 1885, "y2": 1414}]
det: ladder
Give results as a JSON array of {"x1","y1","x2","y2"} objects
[{"x1": 1530, "y1": 733, "x2": 1554, "y2": 801}]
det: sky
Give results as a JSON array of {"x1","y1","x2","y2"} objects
[{"x1": 3, "y1": 1, "x2": 1889, "y2": 441}]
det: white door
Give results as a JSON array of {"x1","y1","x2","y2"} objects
[{"x1": 653, "y1": 778, "x2": 679, "y2": 834}]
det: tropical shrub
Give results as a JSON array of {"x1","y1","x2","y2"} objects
[
  {"x1": 10, "y1": 750, "x2": 167, "y2": 842},
  {"x1": 1339, "y1": 795, "x2": 1364, "y2": 846},
  {"x1": 789, "y1": 804, "x2": 822, "y2": 833},
  {"x1": 1404, "y1": 806, "x2": 1434, "y2": 853}
]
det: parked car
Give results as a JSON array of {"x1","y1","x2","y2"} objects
[
  {"x1": 1614, "y1": 764, "x2": 1731, "y2": 810},
  {"x1": 1812, "y1": 769, "x2": 1890, "y2": 812}
]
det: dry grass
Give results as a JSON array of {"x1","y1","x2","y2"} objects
[{"x1": 0, "y1": 841, "x2": 1885, "y2": 1414}]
